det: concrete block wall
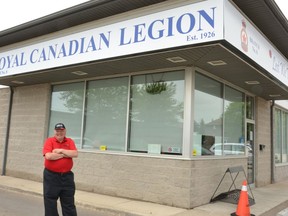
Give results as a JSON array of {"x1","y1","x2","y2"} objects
[
  {"x1": 5, "y1": 84, "x2": 50, "y2": 181},
  {"x1": 74, "y1": 152, "x2": 247, "y2": 208},
  {"x1": 255, "y1": 97, "x2": 272, "y2": 186},
  {"x1": 274, "y1": 165, "x2": 288, "y2": 182},
  {"x1": 0, "y1": 87, "x2": 10, "y2": 174},
  {"x1": 74, "y1": 153, "x2": 192, "y2": 208},
  {"x1": 190, "y1": 158, "x2": 247, "y2": 208}
]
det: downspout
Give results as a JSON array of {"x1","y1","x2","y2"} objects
[
  {"x1": 270, "y1": 100, "x2": 275, "y2": 184},
  {"x1": 1, "y1": 86, "x2": 14, "y2": 176}
]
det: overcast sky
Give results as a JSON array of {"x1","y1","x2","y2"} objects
[
  {"x1": 275, "y1": 0, "x2": 288, "y2": 18},
  {"x1": 0, "y1": 0, "x2": 89, "y2": 31}
]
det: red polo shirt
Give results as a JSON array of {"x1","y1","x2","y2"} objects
[{"x1": 43, "y1": 136, "x2": 77, "y2": 173}]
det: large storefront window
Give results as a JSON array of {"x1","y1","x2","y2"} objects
[
  {"x1": 193, "y1": 73, "x2": 245, "y2": 156},
  {"x1": 275, "y1": 108, "x2": 288, "y2": 164},
  {"x1": 49, "y1": 70, "x2": 184, "y2": 155},
  {"x1": 49, "y1": 82, "x2": 85, "y2": 148},
  {"x1": 83, "y1": 77, "x2": 129, "y2": 151},
  {"x1": 193, "y1": 73, "x2": 223, "y2": 156},
  {"x1": 129, "y1": 71, "x2": 185, "y2": 154},
  {"x1": 48, "y1": 71, "x2": 247, "y2": 156},
  {"x1": 223, "y1": 86, "x2": 245, "y2": 154}
]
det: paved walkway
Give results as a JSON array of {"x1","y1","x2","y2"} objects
[{"x1": 0, "y1": 175, "x2": 287, "y2": 216}]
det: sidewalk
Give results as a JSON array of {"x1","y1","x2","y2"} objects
[{"x1": 0, "y1": 175, "x2": 287, "y2": 216}]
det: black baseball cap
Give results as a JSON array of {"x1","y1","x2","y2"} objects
[{"x1": 54, "y1": 123, "x2": 66, "y2": 130}]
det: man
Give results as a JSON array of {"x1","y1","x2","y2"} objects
[{"x1": 43, "y1": 123, "x2": 78, "y2": 216}]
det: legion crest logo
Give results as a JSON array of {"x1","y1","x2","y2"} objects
[{"x1": 240, "y1": 19, "x2": 248, "y2": 52}]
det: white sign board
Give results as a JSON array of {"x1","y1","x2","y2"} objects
[
  {"x1": 224, "y1": 0, "x2": 288, "y2": 87},
  {"x1": 0, "y1": 0, "x2": 223, "y2": 77}
]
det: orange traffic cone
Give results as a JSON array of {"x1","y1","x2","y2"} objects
[{"x1": 231, "y1": 180, "x2": 255, "y2": 216}]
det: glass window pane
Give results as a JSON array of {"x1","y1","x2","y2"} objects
[
  {"x1": 129, "y1": 71, "x2": 184, "y2": 155},
  {"x1": 274, "y1": 109, "x2": 282, "y2": 163},
  {"x1": 223, "y1": 86, "x2": 245, "y2": 155},
  {"x1": 83, "y1": 77, "x2": 129, "y2": 151},
  {"x1": 282, "y1": 113, "x2": 288, "y2": 163},
  {"x1": 49, "y1": 82, "x2": 85, "y2": 148},
  {"x1": 246, "y1": 96, "x2": 254, "y2": 120},
  {"x1": 193, "y1": 73, "x2": 223, "y2": 156}
]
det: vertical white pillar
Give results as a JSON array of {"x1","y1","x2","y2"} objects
[{"x1": 182, "y1": 67, "x2": 195, "y2": 158}]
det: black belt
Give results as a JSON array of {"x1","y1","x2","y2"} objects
[{"x1": 45, "y1": 168, "x2": 72, "y2": 176}]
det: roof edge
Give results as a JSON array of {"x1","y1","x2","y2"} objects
[{"x1": 0, "y1": 0, "x2": 114, "y2": 37}]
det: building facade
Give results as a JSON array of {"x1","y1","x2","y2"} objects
[{"x1": 0, "y1": 0, "x2": 288, "y2": 209}]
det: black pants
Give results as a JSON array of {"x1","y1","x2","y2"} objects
[{"x1": 43, "y1": 168, "x2": 77, "y2": 216}]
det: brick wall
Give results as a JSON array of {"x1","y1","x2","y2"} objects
[
  {"x1": 73, "y1": 153, "x2": 247, "y2": 208},
  {"x1": 0, "y1": 87, "x2": 10, "y2": 174},
  {"x1": 190, "y1": 158, "x2": 247, "y2": 207},
  {"x1": 255, "y1": 97, "x2": 272, "y2": 186},
  {"x1": 274, "y1": 165, "x2": 288, "y2": 182},
  {"x1": 5, "y1": 84, "x2": 50, "y2": 181}
]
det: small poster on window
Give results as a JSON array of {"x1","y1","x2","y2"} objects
[{"x1": 148, "y1": 144, "x2": 161, "y2": 154}]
